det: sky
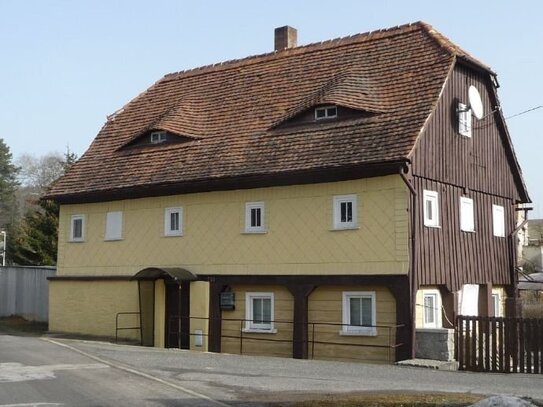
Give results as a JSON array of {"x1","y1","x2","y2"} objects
[{"x1": 1, "y1": 1, "x2": 542, "y2": 215}]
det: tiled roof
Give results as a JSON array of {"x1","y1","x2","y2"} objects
[{"x1": 47, "y1": 21, "x2": 492, "y2": 202}]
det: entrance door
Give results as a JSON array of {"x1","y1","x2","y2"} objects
[{"x1": 165, "y1": 281, "x2": 191, "y2": 349}]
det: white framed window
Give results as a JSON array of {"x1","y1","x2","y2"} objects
[
  {"x1": 341, "y1": 291, "x2": 376, "y2": 336},
  {"x1": 245, "y1": 202, "x2": 265, "y2": 233},
  {"x1": 70, "y1": 214, "x2": 85, "y2": 242},
  {"x1": 458, "y1": 102, "x2": 472, "y2": 137},
  {"x1": 333, "y1": 194, "x2": 357, "y2": 229},
  {"x1": 492, "y1": 204, "x2": 505, "y2": 237},
  {"x1": 164, "y1": 207, "x2": 183, "y2": 236},
  {"x1": 315, "y1": 105, "x2": 338, "y2": 120},
  {"x1": 423, "y1": 190, "x2": 439, "y2": 227},
  {"x1": 460, "y1": 197, "x2": 475, "y2": 232},
  {"x1": 150, "y1": 131, "x2": 167, "y2": 144},
  {"x1": 245, "y1": 292, "x2": 275, "y2": 332},
  {"x1": 105, "y1": 211, "x2": 123, "y2": 241},
  {"x1": 422, "y1": 289, "x2": 442, "y2": 328},
  {"x1": 492, "y1": 292, "x2": 501, "y2": 317}
]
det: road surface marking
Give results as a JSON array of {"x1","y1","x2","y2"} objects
[
  {"x1": 0, "y1": 362, "x2": 108, "y2": 383},
  {"x1": 0, "y1": 403, "x2": 64, "y2": 406},
  {"x1": 43, "y1": 338, "x2": 230, "y2": 407}
]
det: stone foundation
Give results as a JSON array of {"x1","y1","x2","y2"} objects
[{"x1": 415, "y1": 328, "x2": 455, "y2": 361}]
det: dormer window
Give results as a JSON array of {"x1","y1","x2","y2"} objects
[
  {"x1": 150, "y1": 131, "x2": 167, "y2": 144},
  {"x1": 315, "y1": 105, "x2": 337, "y2": 121}
]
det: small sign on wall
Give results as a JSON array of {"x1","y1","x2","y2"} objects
[{"x1": 220, "y1": 292, "x2": 235, "y2": 310}]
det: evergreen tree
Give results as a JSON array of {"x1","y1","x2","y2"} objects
[{"x1": 0, "y1": 138, "x2": 19, "y2": 229}]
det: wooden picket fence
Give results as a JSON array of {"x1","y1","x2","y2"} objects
[{"x1": 456, "y1": 316, "x2": 543, "y2": 373}]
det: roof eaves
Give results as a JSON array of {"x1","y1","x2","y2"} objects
[
  {"x1": 406, "y1": 55, "x2": 456, "y2": 160},
  {"x1": 419, "y1": 21, "x2": 496, "y2": 76}
]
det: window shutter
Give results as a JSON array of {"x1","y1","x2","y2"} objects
[
  {"x1": 493, "y1": 205, "x2": 505, "y2": 237},
  {"x1": 105, "y1": 211, "x2": 123, "y2": 240},
  {"x1": 460, "y1": 198, "x2": 474, "y2": 232}
]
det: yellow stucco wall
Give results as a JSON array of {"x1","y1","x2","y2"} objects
[
  {"x1": 190, "y1": 281, "x2": 209, "y2": 351},
  {"x1": 57, "y1": 176, "x2": 408, "y2": 277},
  {"x1": 221, "y1": 285, "x2": 293, "y2": 357},
  {"x1": 308, "y1": 285, "x2": 397, "y2": 363},
  {"x1": 49, "y1": 280, "x2": 140, "y2": 341},
  {"x1": 154, "y1": 280, "x2": 165, "y2": 348}
]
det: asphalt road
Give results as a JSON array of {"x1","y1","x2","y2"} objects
[
  {"x1": 1, "y1": 334, "x2": 543, "y2": 406},
  {"x1": 0, "y1": 335, "x2": 224, "y2": 406}
]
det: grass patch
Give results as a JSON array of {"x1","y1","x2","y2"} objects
[
  {"x1": 288, "y1": 392, "x2": 483, "y2": 407},
  {"x1": 0, "y1": 316, "x2": 48, "y2": 336}
]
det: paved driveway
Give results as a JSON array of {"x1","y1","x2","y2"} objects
[{"x1": 1, "y1": 334, "x2": 543, "y2": 406}]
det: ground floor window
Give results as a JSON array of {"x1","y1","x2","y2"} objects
[
  {"x1": 341, "y1": 291, "x2": 376, "y2": 336},
  {"x1": 492, "y1": 292, "x2": 501, "y2": 317},
  {"x1": 245, "y1": 292, "x2": 275, "y2": 332},
  {"x1": 422, "y1": 289, "x2": 441, "y2": 328}
]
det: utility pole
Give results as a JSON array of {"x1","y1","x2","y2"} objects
[{"x1": 0, "y1": 231, "x2": 6, "y2": 266}]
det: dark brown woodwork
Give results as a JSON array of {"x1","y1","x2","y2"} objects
[
  {"x1": 457, "y1": 316, "x2": 543, "y2": 373},
  {"x1": 412, "y1": 177, "x2": 514, "y2": 291},
  {"x1": 180, "y1": 283, "x2": 191, "y2": 350},
  {"x1": 287, "y1": 284, "x2": 315, "y2": 359},
  {"x1": 478, "y1": 283, "x2": 492, "y2": 317},
  {"x1": 410, "y1": 64, "x2": 525, "y2": 202},
  {"x1": 205, "y1": 274, "x2": 412, "y2": 361},
  {"x1": 165, "y1": 282, "x2": 180, "y2": 348},
  {"x1": 51, "y1": 160, "x2": 406, "y2": 204},
  {"x1": 208, "y1": 281, "x2": 225, "y2": 353},
  {"x1": 48, "y1": 275, "x2": 133, "y2": 281}
]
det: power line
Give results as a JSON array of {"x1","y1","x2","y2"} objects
[{"x1": 505, "y1": 105, "x2": 543, "y2": 120}]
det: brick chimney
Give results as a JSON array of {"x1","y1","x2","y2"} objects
[{"x1": 274, "y1": 26, "x2": 297, "y2": 51}]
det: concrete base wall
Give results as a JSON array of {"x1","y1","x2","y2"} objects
[{"x1": 415, "y1": 328, "x2": 454, "y2": 361}]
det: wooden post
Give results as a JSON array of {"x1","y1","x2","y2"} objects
[
  {"x1": 208, "y1": 281, "x2": 224, "y2": 353},
  {"x1": 389, "y1": 280, "x2": 413, "y2": 361},
  {"x1": 478, "y1": 283, "x2": 493, "y2": 317},
  {"x1": 180, "y1": 282, "x2": 191, "y2": 350},
  {"x1": 287, "y1": 284, "x2": 315, "y2": 359}
]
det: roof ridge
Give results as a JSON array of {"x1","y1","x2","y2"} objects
[{"x1": 161, "y1": 21, "x2": 426, "y2": 81}]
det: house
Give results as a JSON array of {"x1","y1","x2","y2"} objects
[
  {"x1": 46, "y1": 22, "x2": 530, "y2": 363},
  {"x1": 522, "y1": 219, "x2": 543, "y2": 273}
]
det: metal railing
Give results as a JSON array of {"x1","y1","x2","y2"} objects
[
  {"x1": 168, "y1": 316, "x2": 404, "y2": 363},
  {"x1": 115, "y1": 311, "x2": 141, "y2": 343}
]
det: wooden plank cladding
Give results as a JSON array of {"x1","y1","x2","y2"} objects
[
  {"x1": 457, "y1": 316, "x2": 543, "y2": 374},
  {"x1": 411, "y1": 64, "x2": 524, "y2": 202},
  {"x1": 413, "y1": 176, "x2": 514, "y2": 290}
]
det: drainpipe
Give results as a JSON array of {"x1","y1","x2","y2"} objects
[{"x1": 400, "y1": 167, "x2": 417, "y2": 360}]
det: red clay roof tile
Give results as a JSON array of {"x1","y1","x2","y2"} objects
[{"x1": 47, "y1": 21, "x2": 493, "y2": 202}]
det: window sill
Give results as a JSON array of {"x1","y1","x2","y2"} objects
[
  {"x1": 242, "y1": 328, "x2": 277, "y2": 334},
  {"x1": 104, "y1": 238, "x2": 124, "y2": 241},
  {"x1": 339, "y1": 329, "x2": 377, "y2": 337},
  {"x1": 424, "y1": 224, "x2": 441, "y2": 229},
  {"x1": 164, "y1": 233, "x2": 183, "y2": 237},
  {"x1": 68, "y1": 239, "x2": 85, "y2": 243},
  {"x1": 330, "y1": 226, "x2": 360, "y2": 231},
  {"x1": 461, "y1": 229, "x2": 476, "y2": 233},
  {"x1": 242, "y1": 230, "x2": 268, "y2": 235}
]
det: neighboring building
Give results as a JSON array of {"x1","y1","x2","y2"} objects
[
  {"x1": 522, "y1": 219, "x2": 543, "y2": 273},
  {"x1": 46, "y1": 22, "x2": 530, "y2": 363}
]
